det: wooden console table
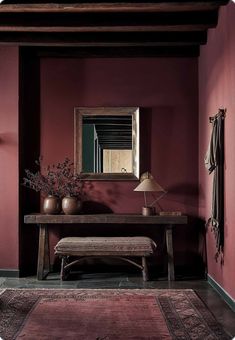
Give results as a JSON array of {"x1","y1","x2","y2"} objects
[{"x1": 24, "y1": 214, "x2": 187, "y2": 281}]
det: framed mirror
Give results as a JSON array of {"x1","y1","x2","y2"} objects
[{"x1": 74, "y1": 107, "x2": 139, "y2": 180}]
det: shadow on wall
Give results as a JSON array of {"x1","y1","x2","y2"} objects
[
  {"x1": 166, "y1": 183, "x2": 198, "y2": 209},
  {"x1": 82, "y1": 180, "x2": 122, "y2": 207},
  {"x1": 0, "y1": 132, "x2": 18, "y2": 148},
  {"x1": 173, "y1": 216, "x2": 207, "y2": 278},
  {"x1": 82, "y1": 201, "x2": 113, "y2": 214}
]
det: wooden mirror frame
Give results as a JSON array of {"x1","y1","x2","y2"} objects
[{"x1": 74, "y1": 107, "x2": 140, "y2": 180}]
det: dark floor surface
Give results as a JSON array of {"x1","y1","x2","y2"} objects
[{"x1": 0, "y1": 269, "x2": 235, "y2": 338}]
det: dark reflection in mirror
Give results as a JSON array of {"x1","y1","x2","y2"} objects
[
  {"x1": 82, "y1": 115, "x2": 132, "y2": 173},
  {"x1": 74, "y1": 107, "x2": 139, "y2": 180}
]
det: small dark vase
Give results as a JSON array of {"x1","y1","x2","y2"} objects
[
  {"x1": 43, "y1": 195, "x2": 61, "y2": 214},
  {"x1": 62, "y1": 196, "x2": 82, "y2": 215}
]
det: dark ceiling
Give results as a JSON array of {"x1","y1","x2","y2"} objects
[
  {"x1": 0, "y1": 1, "x2": 229, "y2": 57},
  {"x1": 83, "y1": 115, "x2": 132, "y2": 149}
]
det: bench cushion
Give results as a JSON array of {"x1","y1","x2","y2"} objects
[{"x1": 55, "y1": 236, "x2": 157, "y2": 257}]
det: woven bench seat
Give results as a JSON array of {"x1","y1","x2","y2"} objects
[{"x1": 54, "y1": 236, "x2": 157, "y2": 281}]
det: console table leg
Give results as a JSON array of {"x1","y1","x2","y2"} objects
[
  {"x1": 37, "y1": 224, "x2": 50, "y2": 280},
  {"x1": 166, "y1": 224, "x2": 175, "y2": 281}
]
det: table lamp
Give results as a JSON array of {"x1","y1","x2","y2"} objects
[{"x1": 134, "y1": 172, "x2": 167, "y2": 216}]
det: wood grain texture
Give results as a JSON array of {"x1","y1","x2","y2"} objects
[
  {"x1": 0, "y1": 2, "x2": 228, "y2": 13},
  {"x1": 55, "y1": 236, "x2": 155, "y2": 281},
  {"x1": 24, "y1": 213, "x2": 188, "y2": 225},
  {"x1": 0, "y1": 1, "x2": 229, "y2": 56},
  {"x1": 37, "y1": 224, "x2": 50, "y2": 280},
  {"x1": 25, "y1": 214, "x2": 187, "y2": 281}
]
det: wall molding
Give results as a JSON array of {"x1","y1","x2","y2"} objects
[
  {"x1": 207, "y1": 274, "x2": 235, "y2": 312},
  {"x1": 0, "y1": 269, "x2": 20, "y2": 278}
]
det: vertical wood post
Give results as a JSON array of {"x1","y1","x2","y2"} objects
[{"x1": 166, "y1": 224, "x2": 175, "y2": 281}]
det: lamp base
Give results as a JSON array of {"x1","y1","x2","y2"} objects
[{"x1": 142, "y1": 206, "x2": 155, "y2": 216}]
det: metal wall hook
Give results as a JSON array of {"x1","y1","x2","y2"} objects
[{"x1": 209, "y1": 108, "x2": 226, "y2": 123}]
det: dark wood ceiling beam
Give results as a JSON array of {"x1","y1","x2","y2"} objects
[
  {"x1": 0, "y1": 40, "x2": 204, "y2": 47},
  {"x1": 100, "y1": 141, "x2": 132, "y2": 144},
  {"x1": 96, "y1": 130, "x2": 132, "y2": 134},
  {"x1": 0, "y1": 11, "x2": 218, "y2": 27},
  {"x1": 30, "y1": 45, "x2": 200, "y2": 57},
  {"x1": 98, "y1": 133, "x2": 132, "y2": 137},
  {"x1": 0, "y1": 31, "x2": 207, "y2": 46},
  {"x1": 99, "y1": 138, "x2": 131, "y2": 140},
  {"x1": 98, "y1": 127, "x2": 132, "y2": 130},
  {"x1": 40, "y1": 31, "x2": 207, "y2": 43},
  {"x1": 0, "y1": 24, "x2": 215, "y2": 33},
  {"x1": 0, "y1": 2, "x2": 229, "y2": 13},
  {"x1": 0, "y1": 2, "x2": 228, "y2": 59},
  {"x1": 100, "y1": 145, "x2": 132, "y2": 150},
  {"x1": 85, "y1": 120, "x2": 131, "y2": 125},
  {"x1": 0, "y1": 10, "x2": 218, "y2": 34},
  {"x1": 84, "y1": 116, "x2": 131, "y2": 120}
]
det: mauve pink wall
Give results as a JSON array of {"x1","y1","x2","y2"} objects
[
  {"x1": 0, "y1": 47, "x2": 19, "y2": 269},
  {"x1": 41, "y1": 58, "x2": 198, "y2": 216},
  {"x1": 199, "y1": 3, "x2": 235, "y2": 299}
]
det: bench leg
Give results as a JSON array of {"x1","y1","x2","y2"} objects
[
  {"x1": 142, "y1": 256, "x2": 149, "y2": 281},
  {"x1": 60, "y1": 256, "x2": 69, "y2": 281}
]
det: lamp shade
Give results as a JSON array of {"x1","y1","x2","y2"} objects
[{"x1": 134, "y1": 178, "x2": 165, "y2": 192}]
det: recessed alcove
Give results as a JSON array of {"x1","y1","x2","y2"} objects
[{"x1": 18, "y1": 46, "x2": 202, "y2": 277}]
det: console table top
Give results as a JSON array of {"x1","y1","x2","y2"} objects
[{"x1": 24, "y1": 213, "x2": 187, "y2": 224}]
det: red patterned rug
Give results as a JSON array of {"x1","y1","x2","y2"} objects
[{"x1": 0, "y1": 289, "x2": 230, "y2": 340}]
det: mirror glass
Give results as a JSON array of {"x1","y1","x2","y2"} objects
[{"x1": 74, "y1": 107, "x2": 139, "y2": 180}]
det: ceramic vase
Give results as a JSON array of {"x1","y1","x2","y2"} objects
[
  {"x1": 43, "y1": 195, "x2": 61, "y2": 214},
  {"x1": 62, "y1": 196, "x2": 82, "y2": 215}
]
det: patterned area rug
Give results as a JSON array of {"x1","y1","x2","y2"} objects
[{"x1": 0, "y1": 289, "x2": 230, "y2": 340}]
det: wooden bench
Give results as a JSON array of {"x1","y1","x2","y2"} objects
[{"x1": 54, "y1": 236, "x2": 157, "y2": 281}]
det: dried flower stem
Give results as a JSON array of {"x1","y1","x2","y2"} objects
[{"x1": 23, "y1": 157, "x2": 83, "y2": 198}]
